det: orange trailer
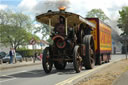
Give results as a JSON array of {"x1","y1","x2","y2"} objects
[{"x1": 87, "y1": 18, "x2": 112, "y2": 64}]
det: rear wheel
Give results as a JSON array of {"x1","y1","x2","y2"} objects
[
  {"x1": 73, "y1": 45, "x2": 82, "y2": 73},
  {"x1": 43, "y1": 47, "x2": 53, "y2": 73},
  {"x1": 54, "y1": 61, "x2": 66, "y2": 70},
  {"x1": 83, "y1": 35, "x2": 95, "y2": 69}
]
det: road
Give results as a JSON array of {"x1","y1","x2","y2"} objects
[{"x1": 0, "y1": 54, "x2": 126, "y2": 85}]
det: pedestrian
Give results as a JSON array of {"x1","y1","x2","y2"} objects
[
  {"x1": 39, "y1": 53, "x2": 43, "y2": 61},
  {"x1": 9, "y1": 48, "x2": 13, "y2": 64},
  {"x1": 33, "y1": 51, "x2": 38, "y2": 63},
  {"x1": 12, "y1": 48, "x2": 16, "y2": 63},
  {"x1": 38, "y1": 52, "x2": 42, "y2": 61}
]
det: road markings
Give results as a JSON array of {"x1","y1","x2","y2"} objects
[
  {"x1": 0, "y1": 78, "x2": 17, "y2": 83},
  {"x1": 56, "y1": 58, "x2": 122, "y2": 85},
  {"x1": 0, "y1": 70, "x2": 27, "y2": 76},
  {"x1": 0, "y1": 70, "x2": 28, "y2": 83},
  {"x1": 0, "y1": 75, "x2": 17, "y2": 83}
]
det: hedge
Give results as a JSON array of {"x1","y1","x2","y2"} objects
[{"x1": 16, "y1": 49, "x2": 43, "y2": 57}]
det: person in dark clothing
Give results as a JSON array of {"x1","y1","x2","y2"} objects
[
  {"x1": 54, "y1": 16, "x2": 65, "y2": 35},
  {"x1": 84, "y1": 24, "x2": 92, "y2": 35},
  {"x1": 33, "y1": 52, "x2": 38, "y2": 63},
  {"x1": 59, "y1": 16, "x2": 65, "y2": 24},
  {"x1": 9, "y1": 48, "x2": 13, "y2": 64}
]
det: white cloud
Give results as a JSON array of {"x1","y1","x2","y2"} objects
[
  {"x1": 0, "y1": 4, "x2": 8, "y2": 10},
  {"x1": 18, "y1": 0, "x2": 38, "y2": 12},
  {"x1": 68, "y1": 0, "x2": 128, "y2": 19},
  {"x1": 18, "y1": 0, "x2": 128, "y2": 20}
]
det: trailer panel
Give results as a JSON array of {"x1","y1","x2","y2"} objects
[{"x1": 87, "y1": 18, "x2": 112, "y2": 54}]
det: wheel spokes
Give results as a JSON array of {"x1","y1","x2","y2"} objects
[
  {"x1": 76, "y1": 51, "x2": 82, "y2": 70},
  {"x1": 46, "y1": 53, "x2": 51, "y2": 70},
  {"x1": 89, "y1": 48, "x2": 94, "y2": 64}
]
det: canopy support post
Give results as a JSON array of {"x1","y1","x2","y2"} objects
[
  {"x1": 49, "y1": 18, "x2": 51, "y2": 35},
  {"x1": 65, "y1": 18, "x2": 68, "y2": 35}
]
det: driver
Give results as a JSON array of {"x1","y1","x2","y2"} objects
[{"x1": 54, "y1": 16, "x2": 65, "y2": 35}]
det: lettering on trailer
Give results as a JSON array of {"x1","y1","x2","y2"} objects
[{"x1": 100, "y1": 24, "x2": 112, "y2": 50}]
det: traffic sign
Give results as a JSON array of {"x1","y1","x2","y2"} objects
[
  {"x1": 40, "y1": 42, "x2": 44, "y2": 46},
  {"x1": 30, "y1": 38, "x2": 36, "y2": 45}
]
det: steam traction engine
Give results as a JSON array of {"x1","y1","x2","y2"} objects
[{"x1": 36, "y1": 8, "x2": 97, "y2": 73}]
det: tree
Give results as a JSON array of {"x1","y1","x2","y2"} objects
[
  {"x1": 0, "y1": 10, "x2": 39, "y2": 50},
  {"x1": 118, "y1": 6, "x2": 128, "y2": 35},
  {"x1": 86, "y1": 9, "x2": 109, "y2": 22},
  {"x1": 34, "y1": 23, "x2": 52, "y2": 43}
]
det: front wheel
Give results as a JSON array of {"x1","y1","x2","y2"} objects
[
  {"x1": 43, "y1": 47, "x2": 53, "y2": 73},
  {"x1": 73, "y1": 45, "x2": 82, "y2": 73}
]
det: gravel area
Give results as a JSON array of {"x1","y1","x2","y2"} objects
[{"x1": 75, "y1": 59, "x2": 128, "y2": 85}]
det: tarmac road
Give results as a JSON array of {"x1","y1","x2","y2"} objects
[{"x1": 0, "y1": 54, "x2": 126, "y2": 85}]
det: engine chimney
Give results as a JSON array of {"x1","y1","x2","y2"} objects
[{"x1": 59, "y1": 6, "x2": 66, "y2": 11}]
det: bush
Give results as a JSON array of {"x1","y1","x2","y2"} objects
[{"x1": 16, "y1": 49, "x2": 43, "y2": 57}]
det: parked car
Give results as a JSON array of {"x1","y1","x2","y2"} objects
[
  {"x1": 0, "y1": 52, "x2": 6, "y2": 59},
  {"x1": 2, "y1": 53, "x2": 22, "y2": 63}
]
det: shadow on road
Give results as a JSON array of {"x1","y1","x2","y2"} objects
[
  {"x1": 57, "y1": 68, "x2": 76, "y2": 75},
  {"x1": 2, "y1": 69, "x2": 57, "y2": 78},
  {"x1": 0, "y1": 63, "x2": 84, "y2": 79}
]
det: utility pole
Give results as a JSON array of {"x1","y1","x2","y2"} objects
[{"x1": 125, "y1": 40, "x2": 127, "y2": 59}]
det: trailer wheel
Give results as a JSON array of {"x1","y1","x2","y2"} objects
[
  {"x1": 83, "y1": 35, "x2": 95, "y2": 69},
  {"x1": 107, "y1": 54, "x2": 110, "y2": 62},
  {"x1": 105, "y1": 54, "x2": 110, "y2": 63},
  {"x1": 73, "y1": 45, "x2": 82, "y2": 73},
  {"x1": 96, "y1": 55, "x2": 102, "y2": 65},
  {"x1": 43, "y1": 47, "x2": 53, "y2": 73},
  {"x1": 54, "y1": 61, "x2": 66, "y2": 70}
]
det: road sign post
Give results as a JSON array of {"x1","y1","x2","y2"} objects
[
  {"x1": 40, "y1": 42, "x2": 44, "y2": 50},
  {"x1": 30, "y1": 38, "x2": 36, "y2": 62}
]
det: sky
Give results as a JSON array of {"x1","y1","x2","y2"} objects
[
  {"x1": 0, "y1": 0, "x2": 128, "y2": 38},
  {"x1": 0, "y1": 0, "x2": 128, "y2": 20}
]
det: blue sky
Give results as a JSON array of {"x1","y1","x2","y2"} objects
[{"x1": 1, "y1": 0, "x2": 21, "y2": 6}]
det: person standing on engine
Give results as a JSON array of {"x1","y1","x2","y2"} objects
[{"x1": 54, "y1": 16, "x2": 65, "y2": 35}]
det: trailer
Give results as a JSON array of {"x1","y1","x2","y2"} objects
[{"x1": 87, "y1": 18, "x2": 112, "y2": 64}]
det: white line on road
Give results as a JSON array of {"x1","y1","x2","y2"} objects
[
  {"x1": 0, "y1": 75, "x2": 17, "y2": 83},
  {"x1": 1, "y1": 70, "x2": 27, "y2": 77},
  {"x1": 0, "y1": 78, "x2": 17, "y2": 83},
  {"x1": 0, "y1": 70, "x2": 28, "y2": 83}
]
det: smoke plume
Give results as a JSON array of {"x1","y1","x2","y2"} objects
[
  {"x1": 34, "y1": 0, "x2": 70, "y2": 15},
  {"x1": 107, "y1": 20, "x2": 122, "y2": 52}
]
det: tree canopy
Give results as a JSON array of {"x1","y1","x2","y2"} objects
[
  {"x1": 86, "y1": 9, "x2": 109, "y2": 22},
  {"x1": 118, "y1": 6, "x2": 128, "y2": 36},
  {"x1": 34, "y1": 23, "x2": 52, "y2": 43},
  {"x1": 0, "y1": 10, "x2": 39, "y2": 50}
]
